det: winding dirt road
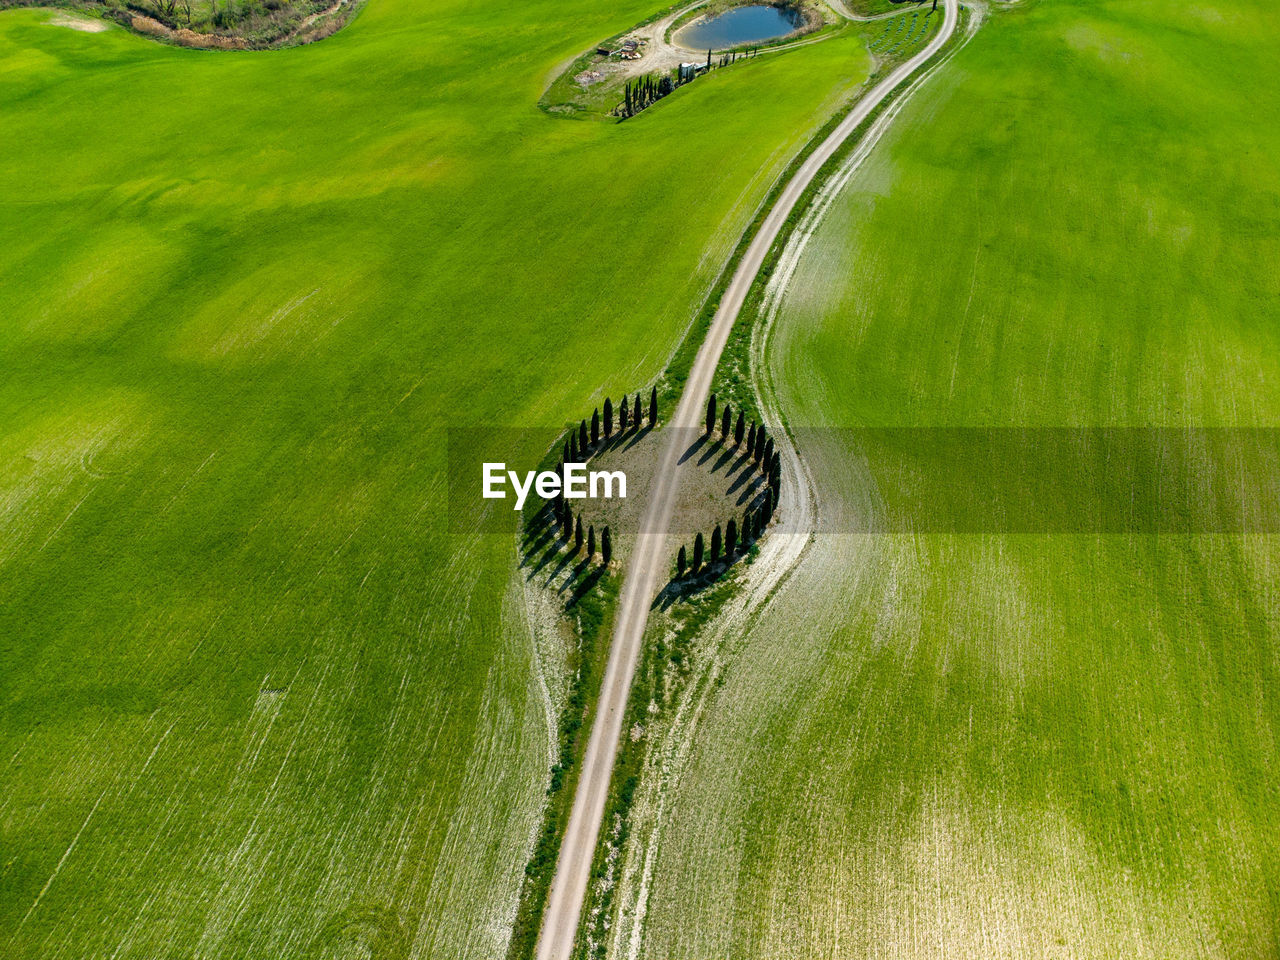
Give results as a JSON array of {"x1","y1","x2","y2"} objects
[{"x1": 534, "y1": 1, "x2": 960, "y2": 956}]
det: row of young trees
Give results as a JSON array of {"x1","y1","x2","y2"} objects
[
  {"x1": 617, "y1": 45, "x2": 760, "y2": 120},
  {"x1": 551, "y1": 498, "x2": 613, "y2": 566},
  {"x1": 674, "y1": 482, "x2": 778, "y2": 580},
  {"x1": 715, "y1": 46, "x2": 759, "y2": 69},
  {"x1": 562, "y1": 386, "x2": 658, "y2": 463},
  {"x1": 621, "y1": 73, "x2": 676, "y2": 118},
  {"x1": 542, "y1": 385, "x2": 659, "y2": 570},
  {"x1": 705, "y1": 392, "x2": 780, "y2": 488},
  {"x1": 674, "y1": 393, "x2": 784, "y2": 582}
]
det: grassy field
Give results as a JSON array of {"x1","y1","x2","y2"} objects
[
  {"x1": 613, "y1": 0, "x2": 1280, "y2": 956},
  {"x1": 0, "y1": 2, "x2": 875, "y2": 957}
]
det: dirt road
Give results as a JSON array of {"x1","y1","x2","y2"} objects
[{"x1": 534, "y1": 1, "x2": 960, "y2": 956}]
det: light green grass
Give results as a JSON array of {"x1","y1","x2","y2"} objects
[
  {"x1": 0, "y1": 2, "x2": 872, "y2": 957},
  {"x1": 620, "y1": 0, "x2": 1280, "y2": 956}
]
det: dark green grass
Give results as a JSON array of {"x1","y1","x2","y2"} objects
[
  {"x1": 628, "y1": 0, "x2": 1280, "y2": 956},
  {"x1": 0, "y1": 2, "x2": 871, "y2": 957}
]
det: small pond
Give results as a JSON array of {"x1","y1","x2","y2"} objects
[{"x1": 677, "y1": 4, "x2": 805, "y2": 51}]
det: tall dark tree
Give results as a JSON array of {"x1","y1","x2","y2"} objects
[
  {"x1": 726, "y1": 518, "x2": 738, "y2": 557},
  {"x1": 721, "y1": 405, "x2": 731, "y2": 440},
  {"x1": 620, "y1": 399, "x2": 629, "y2": 432},
  {"x1": 601, "y1": 526, "x2": 612, "y2": 565},
  {"x1": 677, "y1": 545, "x2": 687, "y2": 578},
  {"x1": 747, "y1": 421, "x2": 757, "y2": 454},
  {"x1": 563, "y1": 504, "x2": 573, "y2": 541},
  {"x1": 710, "y1": 524, "x2": 722, "y2": 563},
  {"x1": 705, "y1": 394, "x2": 717, "y2": 437},
  {"x1": 649, "y1": 386, "x2": 658, "y2": 427},
  {"x1": 587, "y1": 524, "x2": 596, "y2": 559},
  {"x1": 734, "y1": 410, "x2": 745, "y2": 447},
  {"x1": 753, "y1": 428, "x2": 766, "y2": 464},
  {"x1": 574, "y1": 515, "x2": 584, "y2": 551},
  {"x1": 753, "y1": 510, "x2": 763, "y2": 539},
  {"x1": 706, "y1": 48, "x2": 712, "y2": 70},
  {"x1": 634, "y1": 394, "x2": 643, "y2": 430},
  {"x1": 603, "y1": 398, "x2": 614, "y2": 439},
  {"x1": 743, "y1": 508, "x2": 754, "y2": 543},
  {"x1": 591, "y1": 409, "x2": 600, "y2": 446},
  {"x1": 569, "y1": 433, "x2": 578, "y2": 461},
  {"x1": 579, "y1": 420, "x2": 589, "y2": 456},
  {"x1": 763, "y1": 437, "x2": 774, "y2": 468},
  {"x1": 563, "y1": 439, "x2": 571, "y2": 464},
  {"x1": 692, "y1": 532, "x2": 704, "y2": 573}
]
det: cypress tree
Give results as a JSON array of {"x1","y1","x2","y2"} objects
[
  {"x1": 753, "y1": 510, "x2": 763, "y2": 539},
  {"x1": 591, "y1": 409, "x2": 600, "y2": 446},
  {"x1": 734, "y1": 410, "x2": 745, "y2": 447},
  {"x1": 747, "y1": 421, "x2": 757, "y2": 453},
  {"x1": 570, "y1": 433, "x2": 578, "y2": 462},
  {"x1": 677, "y1": 545, "x2": 687, "y2": 578},
  {"x1": 575, "y1": 516, "x2": 584, "y2": 552},
  {"x1": 620, "y1": 399, "x2": 629, "y2": 432},
  {"x1": 601, "y1": 526, "x2": 612, "y2": 565},
  {"x1": 563, "y1": 504, "x2": 573, "y2": 541},
  {"x1": 587, "y1": 524, "x2": 595, "y2": 559},
  {"x1": 721, "y1": 405, "x2": 731, "y2": 440},
  {"x1": 579, "y1": 420, "x2": 589, "y2": 456},
  {"x1": 705, "y1": 394, "x2": 717, "y2": 437},
  {"x1": 649, "y1": 386, "x2": 658, "y2": 427},
  {"x1": 603, "y1": 398, "x2": 613, "y2": 439},
  {"x1": 710, "y1": 525, "x2": 722, "y2": 563},
  {"x1": 726, "y1": 518, "x2": 737, "y2": 557},
  {"x1": 764, "y1": 436, "x2": 774, "y2": 464},
  {"x1": 706, "y1": 48, "x2": 711, "y2": 70},
  {"x1": 772, "y1": 483, "x2": 780, "y2": 509},
  {"x1": 629, "y1": 394, "x2": 638, "y2": 430},
  {"x1": 772, "y1": 452, "x2": 781, "y2": 477},
  {"x1": 753, "y1": 428, "x2": 765, "y2": 464},
  {"x1": 692, "y1": 532, "x2": 704, "y2": 572},
  {"x1": 563, "y1": 440, "x2": 571, "y2": 464},
  {"x1": 743, "y1": 508, "x2": 754, "y2": 542}
]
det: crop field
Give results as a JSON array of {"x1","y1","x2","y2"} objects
[
  {"x1": 613, "y1": 0, "x2": 1280, "y2": 957},
  {"x1": 0, "y1": 1, "x2": 876, "y2": 957}
]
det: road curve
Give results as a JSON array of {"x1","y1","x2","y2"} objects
[{"x1": 534, "y1": 2, "x2": 960, "y2": 957}]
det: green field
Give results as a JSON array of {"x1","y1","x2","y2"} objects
[
  {"x1": 610, "y1": 0, "x2": 1280, "y2": 956},
  {"x1": 0, "y1": 2, "x2": 875, "y2": 957}
]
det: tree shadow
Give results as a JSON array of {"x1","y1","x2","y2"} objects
[
  {"x1": 617, "y1": 422, "x2": 654, "y2": 453},
  {"x1": 697, "y1": 437, "x2": 724, "y2": 467},
  {"x1": 538, "y1": 539, "x2": 581, "y2": 588},
  {"x1": 651, "y1": 549, "x2": 751, "y2": 611},
  {"x1": 735, "y1": 474, "x2": 767, "y2": 506},
  {"x1": 710, "y1": 443, "x2": 741, "y2": 475},
  {"x1": 725, "y1": 458, "x2": 759, "y2": 496},
  {"x1": 524, "y1": 535, "x2": 567, "y2": 582},
  {"x1": 565, "y1": 563, "x2": 606, "y2": 608},
  {"x1": 678, "y1": 434, "x2": 707, "y2": 465}
]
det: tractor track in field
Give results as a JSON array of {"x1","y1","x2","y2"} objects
[{"x1": 533, "y1": 0, "x2": 961, "y2": 956}]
